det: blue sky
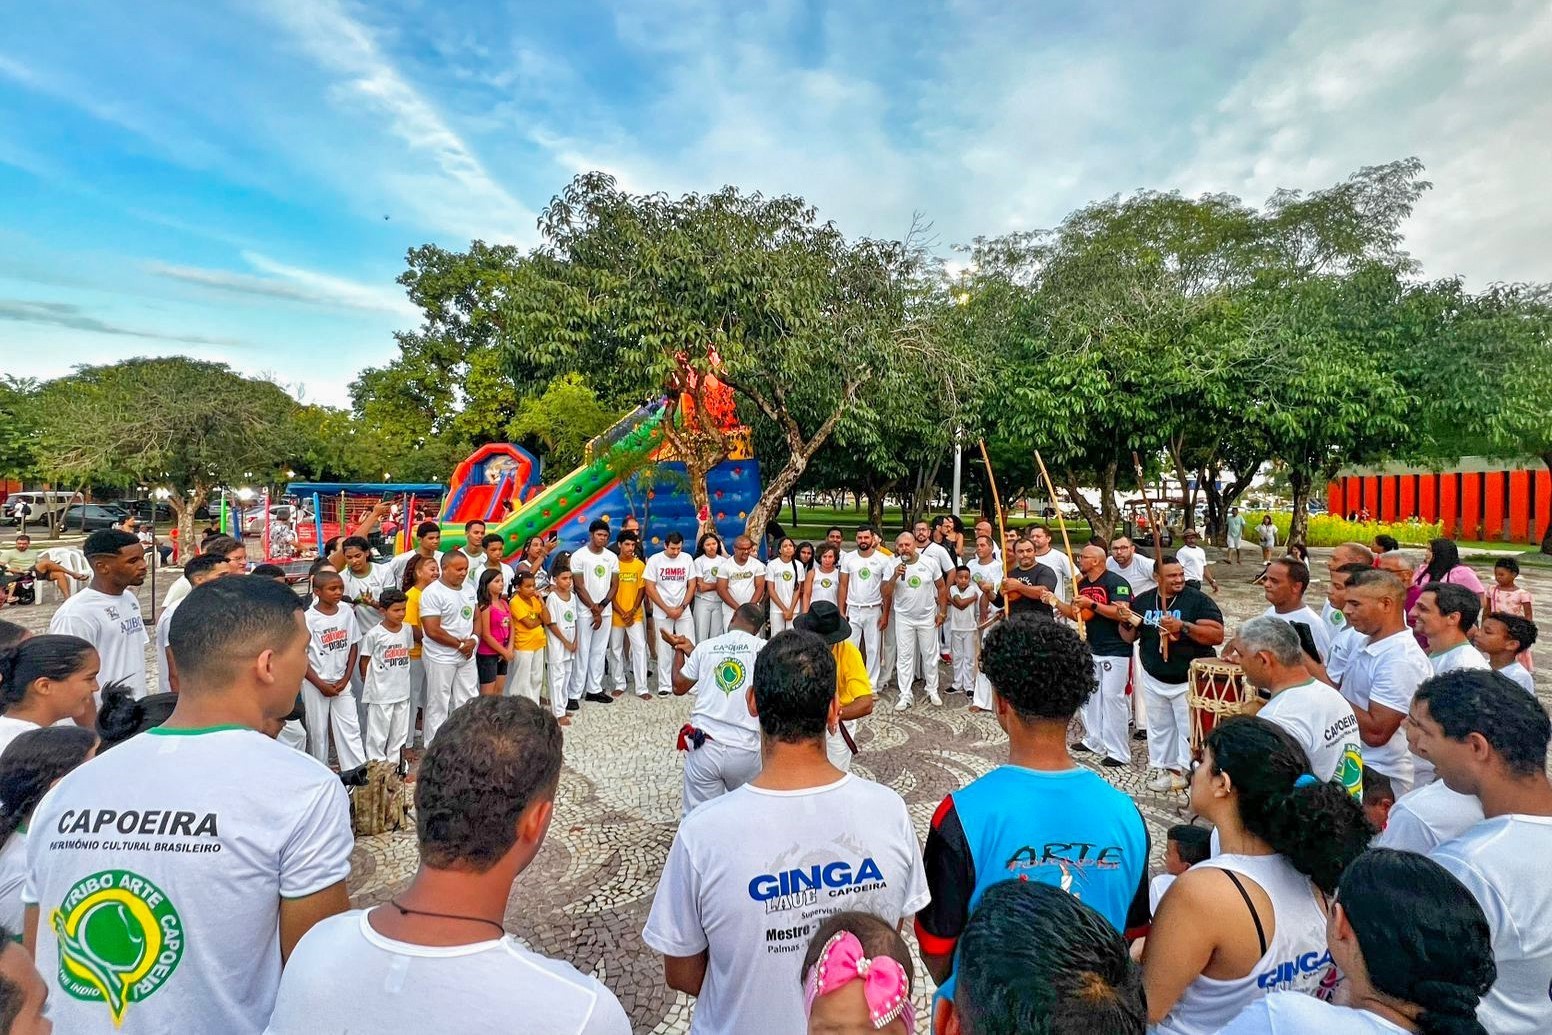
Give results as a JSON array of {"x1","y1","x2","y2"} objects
[{"x1": 4, "y1": 0, "x2": 1550, "y2": 406}]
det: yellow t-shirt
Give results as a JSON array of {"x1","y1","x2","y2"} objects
[
  {"x1": 511, "y1": 593, "x2": 546, "y2": 652},
  {"x1": 405, "y1": 586, "x2": 424, "y2": 659},
  {"x1": 832, "y1": 640, "x2": 872, "y2": 705},
  {"x1": 613, "y1": 557, "x2": 646, "y2": 627}
]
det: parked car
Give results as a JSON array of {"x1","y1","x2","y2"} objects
[
  {"x1": 118, "y1": 500, "x2": 211, "y2": 524},
  {"x1": 56, "y1": 504, "x2": 132, "y2": 532},
  {"x1": 3, "y1": 491, "x2": 85, "y2": 526}
]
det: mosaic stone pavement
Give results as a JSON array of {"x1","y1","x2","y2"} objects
[{"x1": 6, "y1": 549, "x2": 1550, "y2": 1033}]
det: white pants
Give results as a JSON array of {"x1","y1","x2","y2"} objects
[
  {"x1": 693, "y1": 594, "x2": 725, "y2": 642},
  {"x1": 609, "y1": 621, "x2": 649, "y2": 695},
  {"x1": 827, "y1": 728, "x2": 854, "y2": 771},
  {"x1": 847, "y1": 604, "x2": 885, "y2": 688},
  {"x1": 546, "y1": 643, "x2": 573, "y2": 717},
  {"x1": 508, "y1": 649, "x2": 545, "y2": 704},
  {"x1": 682, "y1": 740, "x2": 762, "y2": 817},
  {"x1": 364, "y1": 700, "x2": 410, "y2": 762},
  {"x1": 949, "y1": 629, "x2": 978, "y2": 692},
  {"x1": 1081, "y1": 655, "x2": 1132, "y2": 763},
  {"x1": 302, "y1": 683, "x2": 366, "y2": 770},
  {"x1": 894, "y1": 622, "x2": 939, "y2": 702},
  {"x1": 409, "y1": 658, "x2": 426, "y2": 746},
  {"x1": 278, "y1": 719, "x2": 307, "y2": 752},
  {"x1": 424, "y1": 655, "x2": 478, "y2": 744},
  {"x1": 1137, "y1": 667, "x2": 1190, "y2": 773},
  {"x1": 1131, "y1": 645, "x2": 1149, "y2": 731},
  {"x1": 879, "y1": 616, "x2": 898, "y2": 689},
  {"x1": 570, "y1": 614, "x2": 609, "y2": 698},
  {"x1": 769, "y1": 608, "x2": 796, "y2": 635},
  {"x1": 654, "y1": 609, "x2": 695, "y2": 695}
]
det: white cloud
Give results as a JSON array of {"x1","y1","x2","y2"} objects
[
  {"x1": 146, "y1": 252, "x2": 417, "y2": 318},
  {"x1": 256, "y1": 0, "x2": 536, "y2": 243}
]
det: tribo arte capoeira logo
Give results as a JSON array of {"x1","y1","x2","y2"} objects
[
  {"x1": 51, "y1": 869, "x2": 184, "y2": 1025},
  {"x1": 715, "y1": 657, "x2": 747, "y2": 695}
]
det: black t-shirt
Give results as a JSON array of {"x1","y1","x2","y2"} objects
[
  {"x1": 1005, "y1": 563, "x2": 1058, "y2": 617},
  {"x1": 1133, "y1": 586, "x2": 1224, "y2": 683},
  {"x1": 1076, "y1": 571, "x2": 1132, "y2": 658}
]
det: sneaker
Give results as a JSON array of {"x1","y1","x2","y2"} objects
[
  {"x1": 1100, "y1": 757, "x2": 1128, "y2": 768},
  {"x1": 1070, "y1": 743, "x2": 1093, "y2": 754},
  {"x1": 583, "y1": 691, "x2": 613, "y2": 705},
  {"x1": 1132, "y1": 729, "x2": 1148, "y2": 742},
  {"x1": 894, "y1": 696, "x2": 913, "y2": 711},
  {"x1": 565, "y1": 699, "x2": 581, "y2": 713},
  {"x1": 927, "y1": 690, "x2": 943, "y2": 706},
  {"x1": 1146, "y1": 771, "x2": 1174, "y2": 792},
  {"x1": 655, "y1": 688, "x2": 671, "y2": 698}
]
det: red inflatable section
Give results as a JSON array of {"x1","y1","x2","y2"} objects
[{"x1": 440, "y1": 443, "x2": 538, "y2": 526}]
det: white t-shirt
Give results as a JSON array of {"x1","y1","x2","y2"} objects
[
  {"x1": 305, "y1": 605, "x2": 360, "y2": 684},
  {"x1": 1430, "y1": 640, "x2": 1490, "y2": 675},
  {"x1": 644, "y1": 550, "x2": 693, "y2": 612},
  {"x1": 890, "y1": 554, "x2": 943, "y2": 626},
  {"x1": 1338, "y1": 629, "x2": 1432, "y2": 784},
  {"x1": 1325, "y1": 625, "x2": 1365, "y2": 686},
  {"x1": 642, "y1": 774, "x2": 930, "y2": 1035},
  {"x1": 808, "y1": 566, "x2": 841, "y2": 607},
  {"x1": 1433, "y1": 815, "x2": 1552, "y2": 1035},
  {"x1": 1149, "y1": 872, "x2": 1176, "y2": 917},
  {"x1": 1257, "y1": 680, "x2": 1363, "y2": 798},
  {"x1": 765, "y1": 558, "x2": 803, "y2": 610},
  {"x1": 418, "y1": 579, "x2": 477, "y2": 664},
  {"x1": 920, "y1": 540, "x2": 954, "y2": 579},
  {"x1": 384, "y1": 548, "x2": 436, "y2": 585},
  {"x1": 1176, "y1": 544, "x2": 1209, "y2": 583},
  {"x1": 162, "y1": 576, "x2": 191, "y2": 609},
  {"x1": 570, "y1": 547, "x2": 620, "y2": 607},
  {"x1": 359, "y1": 624, "x2": 414, "y2": 705},
  {"x1": 472, "y1": 558, "x2": 516, "y2": 595},
  {"x1": 48, "y1": 586, "x2": 149, "y2": 698},
  {"x1": 341, "y1": 562, "x2": 393, "y2": 633},
  {"x1": 966, "y1": 557, "x2": 1004, "y2": 603},
  {"x1": 155, "y1": 597, "x2": 183, "y2": 696},
  {"x1": 693, "y1": 554, "x2": 724, "y2": 597},
  {"x1": 0, "y1": 829, "x2": 25, "y2": 935},
  {"x1": 1033, "y1": 549, "x2": 1073, "y2": 601},
  {"x1": 0, "y1": 715, "x2": 42, "y2": 758},
  {"x1": 1497, "y1": 661, "x2": 1536, "y2": 695},
  {"x1": 1373, "y1": 781, "x2": 1484, "y2": 854},
  {"x1": 545, "y1": 592, "x2": 578, "y2": 648},
  {"x1": 682, "y1": 630, "x2": 764, "y2": 752},
  {"x1": 1220, "y1": 993, "x2": 1410, "y2": 1035},
  {"x1": 718, "y1": 556, "x2": 766, "y2": 611},
  {"x1": 839, "y1": 550, "x2": 891, "y2": 609},
  {"x1": 24, "y1": 726, "x2": 352, "y2": 1034},
  {"x1": 1262, "y1": 603, "x2": 1334, "y2": 663},
  {"x1": 947, "y1": 585, "x2": 980, "y2": 632},
  {"x1": 1107, "y1": 554, "x2": 1156, "y2": 595},
  {"x1": 1320, "y1": 599, "x2": 1348, "y2": 632},
  {"x1": 264, "y1": 910, "x2": 630, "y2": 1035}
]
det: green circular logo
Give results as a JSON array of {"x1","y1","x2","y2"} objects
[
  {"x1": 593, "y1": 564, "x2": 606, "y2": 578},
  {"x1": 52, "y1": 869, "x2": 184, "y2": 1026},
  {"x1": 781, "y1": 571, "x2": 793, "y2": 582},
  {"x1": 714, "y1": 657, "x2": 746, "y2": 695},
  {"x1": 564, "y1": 609, "x2": 574, "y2": 622},
  {"x1": 858, "y1": 568, "x2": 871, "y2": 580},
  {"x1": 460, "y1": 605, "x2": 473, "y2": 620},
  {"x1": 1339, "y1": 748, "x2": 1364, "y2": 800},
  {"x1": 908, "y1": 575, "x2": 922, "y2": 588},
  {"x1": 821, "y1": 577, "x2": 833, "y2": 588}
]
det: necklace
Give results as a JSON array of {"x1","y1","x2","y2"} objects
[{"x1": 388, "y1": 898, "x2": 506, "y2": 935}]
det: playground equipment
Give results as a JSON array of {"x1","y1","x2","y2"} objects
[
  {"x1": 438, "y1": 385, "x2": 761, "y2": 560},
  {"x1": 440, "y1": 444, "x2": 539, "y2": 526},
  {"x1": 282, "y1": 482, "x2": 444, "y2": 560}
]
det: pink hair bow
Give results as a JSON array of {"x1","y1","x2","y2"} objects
[{"x1": 803, "y1": 930, "x2": 915, "y2": 1032}]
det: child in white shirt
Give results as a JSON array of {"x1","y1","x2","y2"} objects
[
  {"x1": 544, "y1": 568, "x2": 580, "y2": 726},
  {"x1": 947, "y1": 565, "x2": 981, "y2": 696},
  {"x1": 304, "y1": 570, "x2": 365, "y2": 770},
  {"x1": 358, "y1": 588, "x2": 415, "y2": 764}
]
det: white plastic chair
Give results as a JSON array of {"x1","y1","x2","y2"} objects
[{"x1": 38, "y1": 547, "x2": 90, "y2": 603}]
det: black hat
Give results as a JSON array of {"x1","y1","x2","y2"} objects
[{"x1": 794, "y1": 601, "x2": 851, "y2": 645}]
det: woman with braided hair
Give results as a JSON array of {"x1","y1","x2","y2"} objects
[
  {"x1": 1221, "y1": 847, "x2": 1495, "y2": 1034},
  {"x1": 1143, "y1": 716, "x2": 1374, "y2": 1034}
]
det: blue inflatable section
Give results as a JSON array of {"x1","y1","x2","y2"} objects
[{"x1": 543, "y1": 458, "x2": 763, "y2": 561}]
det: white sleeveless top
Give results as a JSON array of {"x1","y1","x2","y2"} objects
[
  {"x1": 808, "y1": 567, "x2": 841, "y2": 607},
  {"x1": 766, "y1": 558, "x2": 803, "y2": 608},
  {"x1": 1152, "y1": 853, "x2": 1337, "y2": 1035}
]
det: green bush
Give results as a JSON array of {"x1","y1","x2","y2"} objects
[{"x1": 1240, "y1": 512, "x2": 1443, "y2": 548}]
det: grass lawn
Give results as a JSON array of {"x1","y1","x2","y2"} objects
[{"x1": 778, "y1": 504, "x2": 1094, "y2": 546}]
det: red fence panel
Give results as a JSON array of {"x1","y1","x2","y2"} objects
[
  {"x1": 1327, "y1": 481, "x2": 1343, "y2": 516},
  {"x1": 1460, "y1": 472, "x2": 1483, "y2": 541},
  {"x1": 1439, "y1": 475, "x2": 1458, "y2": 536},
  {"x1": 1483, "y1": 472, "x2": 1506, "y2": 542},
  {"x1": 1508, "y1": 470, "x2": 1530, "y2": 542},
  {"x1": 1419, "y1": 474, "x2": 1437, "y2": 523}
]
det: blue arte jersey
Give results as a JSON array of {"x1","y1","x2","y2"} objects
[{"x1": 916, "y1": 765, "x2": 1150, "y2": 998}]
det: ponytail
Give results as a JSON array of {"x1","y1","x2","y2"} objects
[
  {"x1": 1204, "y1": 717, "x2": 1372, "y2": 893},
  {"x1": 1339, "y1": 849, "x2": 1493, "y2": 1035},
  {"x1": 0, "y1": 634, "x2": 97, "y2": 709}
]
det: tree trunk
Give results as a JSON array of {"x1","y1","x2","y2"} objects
[
  {"x1": 865, "y1": 491, "x2": 885, "y2": 530},
  {"x1": 1288, "y1": 467, "x2": 1312, "y2": 547},
  {"x1": 169, "y1": 487, "x2": 209, "y2": 568}
]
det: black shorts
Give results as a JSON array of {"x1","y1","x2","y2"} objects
[{"x1": 476, "y1": 654, "x2": 508, "y2": 684}]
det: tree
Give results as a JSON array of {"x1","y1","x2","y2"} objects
[
  {"x1": 0, "y1": 377, "x2": 39, "y2": 484},
  {"x1": 508, "y1": 373, "x2": 619, "y2": 473},
  {"x1": 29, "y1": 358, "x2": 301, "y2": 553},
  {"x1": 500, "y1": 173, "x2": 959, "y2": 539}
]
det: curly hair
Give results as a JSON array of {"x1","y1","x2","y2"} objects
[
  {"x1": 752, "y1": 630, "x2": 836, "y2": 743},
  {"x1": 1205, "y1": 717, "x2": 1372, "y2": 894},
  {"x1": 1341, "y1": 849, "x2": 1494, "y2": 1035},
  {"x1": 981, "y1": 616, "x2": 1096, "y2": 723},
  {"x1": 1416, "y1": 668, "x2": 1551, "y2": 777}
]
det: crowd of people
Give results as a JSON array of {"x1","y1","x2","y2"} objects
[{"x1": 0, "y1": 509, "x2": 1544, "y2": 1033}]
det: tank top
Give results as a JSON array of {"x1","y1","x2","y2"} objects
[
  {"x1": 1153, "y1": 853, "x2": 1337, "y2": 1035},
  {"x1": 477, "y1": 600, "x2": 511, "y2": 655},
  {"x1": 809, "y1": 567, "x2": 841, "y2": 607}
]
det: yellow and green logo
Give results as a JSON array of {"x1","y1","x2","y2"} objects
[
  {"x1": 52, "y1": 869, "x2": 184, "y2": 1025},
  {"x1": 1339, "y1": 747, "x2": 1364, "y2": 802},
  {"x1": 715, "y1": 657, "x2": 747, "y2": 695}
]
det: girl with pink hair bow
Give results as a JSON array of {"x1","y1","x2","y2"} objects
[{"x1": 801, "y1": 912, "x2": 916, "y2": 1033}]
